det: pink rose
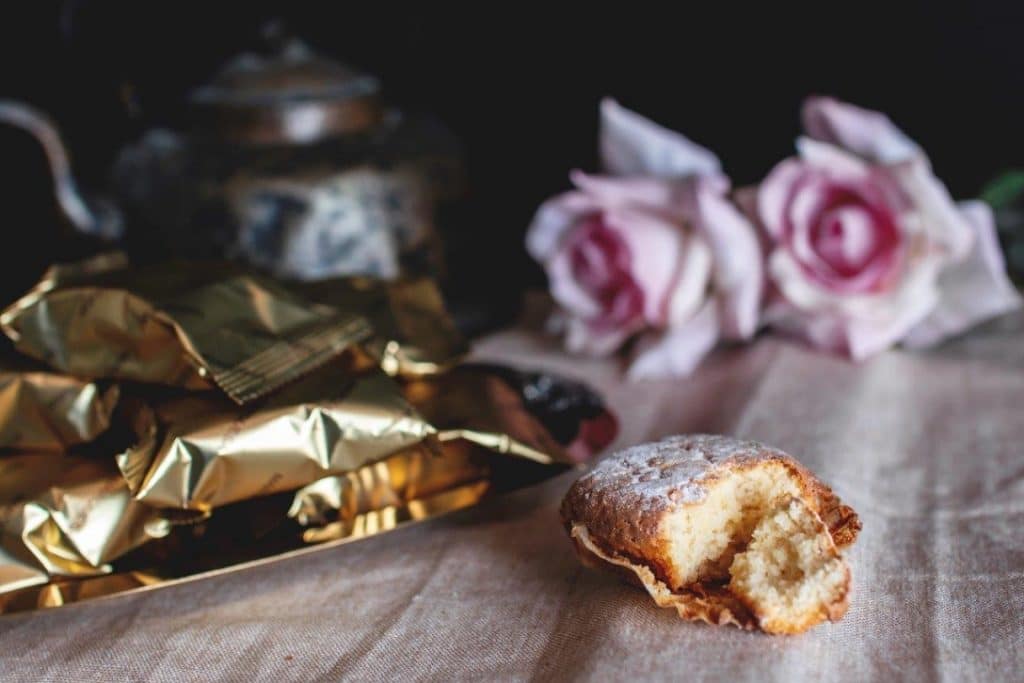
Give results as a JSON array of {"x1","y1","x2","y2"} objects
[
  {"x1": 527, "y1": 100, "x2": 762, "y2": 378},
  {"x1": 746, "y1": 96, "x2": 1020, "y2": 359}
]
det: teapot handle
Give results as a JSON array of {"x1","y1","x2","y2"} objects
[{"x1": 0, "y1": 100, "x2": 122, "y2": 239}]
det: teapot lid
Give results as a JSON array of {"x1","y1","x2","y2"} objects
[{"x1": 189, "y1": 32, "x2": 384, "y2": 146}]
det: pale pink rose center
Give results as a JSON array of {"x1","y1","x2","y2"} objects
[
  {"x1": 568, "y1": 216, "x2": 644, "y2": 328},
  {"x1": 814, "y1": 205, "x2": 880, "y2": 273},
  {"x1": 788, "y1": 179, "x2": 904, "y2": 294}
]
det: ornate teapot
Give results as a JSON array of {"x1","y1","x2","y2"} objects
[{"x1": 0, "y1": 32, "x2": 461, "y2": 280}]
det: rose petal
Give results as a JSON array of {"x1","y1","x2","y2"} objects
[
  {"x1": 664, "y1": 232, "x2": 713, "y2": 328},
  {"x1": 768, "y1": 249, "x2": 835, "y2": 312},
  {"x1": 844, "y1": 275, "x2": 938, "y2": 360},
  {"x1": 766, "y1": 247, "x2": 942, "y2": 360},
  {"x1": 564, "y1": 315, "x2": 638, "y2": 356},
  {"x1": 525, "y1": 190, "x2": 601, "y2": 262},
  {"x1": 801, "y1": 96, "x2": 920, "y2": 164},
  {"x1": 601, "y1": 206, "x2": 695, "y2": 326},
  {"x1": 600, "y1": 98, "x2": 721, "y2": 178},
  {"x1": 627, "y1": 301, "x2": 720, "y2": 379},
  {"x1": 689, "y1": 179, "x2": 763, "y2": 339},
  {"x1": 787, "y1": 173, "x2": 837, "y2": 263},
  {"x1": 883, "y1": 158, "x2": 974, "y2": 260},
  {"x1": 547, "y1": 245, "x2": 603, "y2": 319},
  {"x1": 758, "y1": 158, "x2": 807, "y2": 241},
  {"x1": 569, "y1": 171, "x2": 694, "y2": 217},
  {"x1": 763, "y1": 296, "x2": 847, "y2": 354},
  {"x1": 903, "y1": 200, "x2": 1022, "y2": 348},
  {"x1": 795, "y1": 137, "x2": 872, "y2": 177}
]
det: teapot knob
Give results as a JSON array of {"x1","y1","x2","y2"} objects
[{"x1": 0, "y1": 100, "x2": 123, "y2": 240}]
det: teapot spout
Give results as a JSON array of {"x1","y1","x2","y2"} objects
[{"x1": 0, "y1": 100, "x2": 122, "y2": 239}]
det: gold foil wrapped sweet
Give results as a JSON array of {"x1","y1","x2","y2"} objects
[
  {"x1": 0, "y1": 258, "x2": 606, "y2": 616},
  {"x1": 288, "y1": 439, "x2": 490, "y2": 539},
  {"x1": 0, "y1": 260, "x2": 372, "y2": 403},
  {"x1": 116, "y1": 369, "x2": 437, "y2": 511},
  {"x1": 288, "y1": 366, "x2": 570, "y2": 541},
  {"x1": 0, "y1": 452, "x2": 168, "y2": 595},
  {"x1": 0, "y1": 358, "x2": 119, "y2": 451},
  {"x1": 0, "y1": 360, "x2": 586, "y2": 613},
  {"x1": 297, "y1": 276, "x2": 467, "y2": 377}
]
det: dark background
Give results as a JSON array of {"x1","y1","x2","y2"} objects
[{"x1": 2, "y1": 2, "x2": 1023, "y2": 315}]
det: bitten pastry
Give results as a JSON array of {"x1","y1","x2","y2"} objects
[{"x1": 561, "y1": 434, "x2": 861, "y2": 634}]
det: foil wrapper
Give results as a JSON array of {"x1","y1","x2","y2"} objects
[
  {"x1": 0, "y1": 256, "x2": 615, "y2": 616},
  {"x1": 288, "y1": 365, "x2": 576, "y2": 541},
  {"x1": 0, "y1": 364, "x2": 613, "y2": 615},
  {"x1": 0, "y1": 357, "x2": 119, "y2": 451},
  {"x1": 403, "y1": 366, "x2": 575, "y2": 463},
  {"x1": 0, "y1": 452, "x2": 167, "y2": 595},
  {"x1": 288, "y1": 439, "x2": 491, "y2": 541},
  {"x1": 116, "y1": 367, "x2": 436, "y2": 512},
  {"x1": 296, "y1": 276, "x2": 467, "y2": 377},
  {"x1": 0, "y1": 260, "x2": 371, "y2": 404}
]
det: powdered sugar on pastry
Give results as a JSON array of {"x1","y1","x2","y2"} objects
[{"x1": 576, "y1": 434, "x2": 787, "y2": 507}]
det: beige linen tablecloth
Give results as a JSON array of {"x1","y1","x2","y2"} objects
[{"x1": 2, "y1": 314, "x2": 1023, "y2": 682}]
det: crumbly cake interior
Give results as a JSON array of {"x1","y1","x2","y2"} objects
[
  {"x1": 656, "y1": 463, "x2": 849, "y2": 633},
  {"x1": 729, "y1": 498, "x2": 849, "y2": 634},
  {"x1": 662, "y1": 462, "x2": 801, "y2": 587}
]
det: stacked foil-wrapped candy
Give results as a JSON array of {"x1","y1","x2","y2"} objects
[{"x1": 0, "y1": 255, "x2": 612, "y2": 615}]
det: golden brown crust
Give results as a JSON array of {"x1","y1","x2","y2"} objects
[
  {"x1": 806, "y1": 479, "x2": 861, "y2": 549},
  {"x1": 561, "y1": 434, "x2": 861, "y2": 634}
]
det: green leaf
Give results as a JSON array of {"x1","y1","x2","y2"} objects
[{"x1": 981, "y1": 170, "x2": 1024, "y2": 209}]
